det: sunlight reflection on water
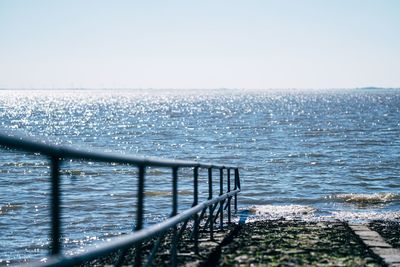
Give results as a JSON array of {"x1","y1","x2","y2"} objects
[{"x1": 1, "y1": 88, "x2": 400, "y2": 262}]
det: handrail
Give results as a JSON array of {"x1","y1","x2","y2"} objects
[
  {"x1": 0, "y1": 133, "x2": 236, "y2": 168},
  {"x1": 0, "y1": 133, "x2": 241, "y2": 267},
  {"x1": 29, "y1": 190, "x2": 240, "y2": 267}
]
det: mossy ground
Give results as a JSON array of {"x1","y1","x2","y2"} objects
[
  {"x1": 369, "y1": 220, "x2": 400, "y2": 248},
  {"x1": 218, "y1": 220, "x2": 383, "y2": 267},
  {"x1": 78, "y1": 220, "x2": 389, "y2": 266}
]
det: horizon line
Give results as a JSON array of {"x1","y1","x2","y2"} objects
[{"x1": 0, "y1": 86, "x2": 399, "y2": 91}]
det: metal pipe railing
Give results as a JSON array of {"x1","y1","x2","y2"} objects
[
  {"x1": 0, "y1": 133, "x2": 241, "y2": 267},
  {"x1": 0, "y1": 133, "x2": 236, "y2": 169},
  {"x1": 49, "y1": 156, "x2": 61, "y2": 256}
]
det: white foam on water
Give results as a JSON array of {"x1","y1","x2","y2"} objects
[
  {"x1": 246, "y1": 204, "x2": 317, "y2": 221},
  {"x1": 326, "y1": 211, "x2": 400, "y2": 222},
  {"x1": 244, "y1": 204, "x2": 400, "y2": 223}
]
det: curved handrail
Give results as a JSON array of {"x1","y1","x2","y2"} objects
[
  {"x1": 0, "y1": 133, "x2": 235, "y2": 169},
  {"x1": 0, "y1": 133, "x2": 241, "y2": 267}
]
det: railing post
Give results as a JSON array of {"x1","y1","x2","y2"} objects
[
  {"x1": 236, "y1": 168, "x2": 241, "y2": 190},
  {"x1": 227, "y1": 168, "x2": 231, "y2": 224},
  {"x1": 234, "y1": 168, "x2": 240, "y2": 212},
  {"x1": 208, "y1": 168, "x2": 213, "y2": 240},
  {"x1": 219, "y1": 168, "x2": 224, "y2": 230},
  {"x1": 193, "y1": 166, "x2": 199, "y2": 255},
  {"x1": 135, "y1": 165, "x2": 145, "y2": 267},
  {"x1": 171, "y1": 167, "x2": 178, "y2": 266},
  {"x1": 50, "y1": 156, "x2": 61, "y2": 256}
]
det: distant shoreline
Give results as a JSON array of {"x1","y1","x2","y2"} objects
[{"x1": 0, "y1": 87, "x2": 399, "y2": 91}]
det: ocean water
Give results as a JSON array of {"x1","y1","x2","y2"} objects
[{"x1": 0, "y1": 88, "x2": 399, "y2": 264}]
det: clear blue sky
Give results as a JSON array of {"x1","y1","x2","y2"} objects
[{"x1": 1, "y1": 0, "x2": 399, "y2": 89}]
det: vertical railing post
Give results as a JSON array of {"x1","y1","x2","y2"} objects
[
  {"x1": 208, "y1": 168, "x2": 213, "y2": 240},
  {"x1": 171, "y1": 167, "x2": 178, "y2": 266},
  {"x1": 236, "y1": 168, "x2": 241, "y2": 190},
  {"x1": 234, "y1": 168, "x2": 239, "y2": 212},
  {"x1": 50, "y1": 156, "x2": 61, "y2": 256},
  {"x1": 135, "y1": 165, "x2": 145, "y2": 267},
  {"x1": 219, "y1": 168, "x2": 224, "y2": 230},
  {"x1": 193, "y1": 166, "x2": 199, "y2": 255},
  {"x1": 227, "y1": 168, "x2": 231, "y2": 224}
]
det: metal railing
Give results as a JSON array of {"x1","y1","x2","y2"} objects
[{"x1": 0, "y1": 133, "x2": 241, "y2": 267}]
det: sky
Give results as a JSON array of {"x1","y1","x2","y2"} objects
[{"x1": 0, "y1": 0, "x2": 399, "y2": 89}]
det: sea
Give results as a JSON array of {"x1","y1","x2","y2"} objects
[{"x1": 0, "y1": 88, "x2": 399, "y2": 264}]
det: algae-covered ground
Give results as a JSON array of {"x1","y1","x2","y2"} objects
[
  {"x1": 78, "y1": 220, "x2": 390, "y2": 266},
  {"x1": 370, "y1": 220, "x2": 400, "y2": 248},
  {"x1": 218, "y1": 220, "x2": 383, "y2": 267}
]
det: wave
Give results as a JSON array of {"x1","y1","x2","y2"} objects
[
  {"x1": 144, "y1": 190, "x2": 193, "y2": 197},
  {"x1": 60, "y1": 168, "x2": 169, "y2": 177},
  {"x1": 0, "y1": 203, "x2": 23, "y2": 215},
  {"x1": 328, "y1": 193, "x2": 400, "y2": 204},
  {"x1": 1, "y1": 162, "x2": 46, "y2": 167}
]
